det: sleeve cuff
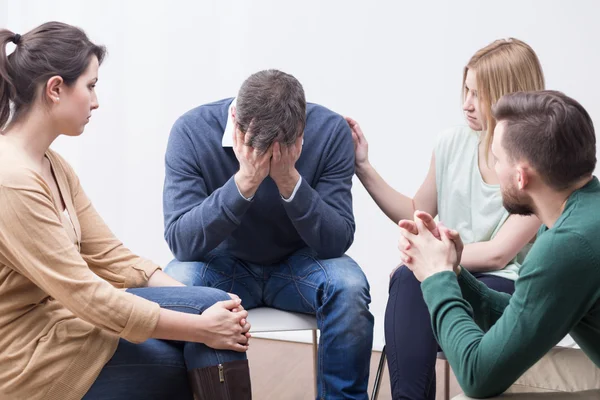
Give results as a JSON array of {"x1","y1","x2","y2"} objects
[
  {"x1": 281, "y1": 177, "x2": 315, "y2": 218},
  {"x1": 128, "y1": 260, "x2": 162, "y2": 288},
  {"x1": 281, "y1": 176, "x2": 303, "y2": 202},
  {"x1": 421, "y1": 270, "x2": 463, "y2": 312},
  {"x1": 234, "y1": 179, "x2": 254, "y2": 201},
  {"x1": 221, "y1": 176, "x2": 254, "y2": 218},
  {"x1": 120, "y1": 293, "x2": 161, "y2": 343}
]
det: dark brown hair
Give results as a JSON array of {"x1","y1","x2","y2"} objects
[
  {"x1": 493, "y1": 90, "x2": 596, "y2": 190},
  {"x1": 236, "y1": 69, "x2": 306, "y2": 153},
  {"x1": 0, "y1": 21, "x2": 106, "y2": 129}
]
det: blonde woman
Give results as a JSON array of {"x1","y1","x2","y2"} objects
[{"x1": 346, "y1": 38, "x2": 545, "y2": 399}]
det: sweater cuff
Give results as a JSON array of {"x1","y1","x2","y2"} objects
[
  {"x1": 120, "y1": 293, "x2": 161, "y2": 344},
  {"x1": 281, "y1": 177, "x2": 314, "y2": 218},
  {"x1": 282, "y1": 176, "x2": 302, "y2": 202},
  {"x1": 422, "y1": 270, "x2": 463, "y2": 313},
  {"x1": 234, "y1": 179, "x2": 255, "y2": 201},
  {"x1": 221, "y1": 176, "x2": 254, "y2": 219}
]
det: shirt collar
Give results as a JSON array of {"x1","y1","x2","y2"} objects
[{"x1": 222, "y1": 98, "x2": 236, "y2": 147}]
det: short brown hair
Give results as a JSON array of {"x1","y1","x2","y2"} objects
[
  {"x1": 236, "y1": 69, "x2": 306, "y2": 153},
  {"x1": 0, "y1": 21, "x2": 106, "y2": 129},
  {"x1": 493, "y1": 90, "x2": 596, "y2": 190}
]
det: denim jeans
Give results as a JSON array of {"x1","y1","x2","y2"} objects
[
  {"x1": 165, "y1": 248, "x2": 374, "y2": 400},
  {"x1": 83, "y1": 286, "x2": 247, "y2": 400},
  {"x1": 384, "y1": 266, "x2": 515, "y2": 400}
]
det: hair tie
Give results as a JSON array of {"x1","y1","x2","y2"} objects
[{"x1": 12, "y1": 34, "x2": 21, "y2": 45}]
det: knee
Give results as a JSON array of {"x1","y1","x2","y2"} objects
[
  {"x1": 196, "y1": 286, "x2": 232, "y2": 303},
  {"x1": 323, "y1": 257, "x2": 374, "y2": 334},
  {"x1": 178, "y1": 286, "x2": 233, "y2": 313},
  {"x1": 389, "y1": 265, "x2": 420, "y2": 291},
  {"x1": 326, "y1": 256, "x2": 371, "y2": 306},
  {"x1": 390, "y1": 264, "x2": 412, "y2": 280},
  {"x1": 164, "y1": 259, "x2": 205, "y2": 286}
]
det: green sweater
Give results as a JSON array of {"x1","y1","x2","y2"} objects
[{"x1": 422, "y1": 176, "x2": 600, "y2": 398}]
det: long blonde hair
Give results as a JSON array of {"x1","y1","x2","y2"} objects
[{"x1": 463, "y1": 38, "x2": 545, "y2": 160}]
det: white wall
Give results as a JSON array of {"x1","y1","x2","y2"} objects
[
  {"x1": 0, "y1": 3, "x2": 5, "y2": 27},
  {"x1": 4, "y1": 0, "x2": 600, "y2": 350}
]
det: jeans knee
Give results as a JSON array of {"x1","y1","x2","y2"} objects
[
  {"x1": 196, "y1": 286, "x2": 231, "y2": 303},
  {"x1": 329, "y1": 270, "x2": 374, "y2": 338},
  {"x1": 164, "y1": 259, "x2": 205, "y2": 286},
  {"x1": 327, "y1": 258, "x2": 371, "y2": 308}
]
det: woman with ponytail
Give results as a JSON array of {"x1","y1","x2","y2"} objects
[{"x1": 0, "y1": 22, "x2": 252, "y2": 400}]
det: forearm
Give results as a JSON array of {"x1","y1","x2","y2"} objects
[
  {"x1": 422, "y1": 272, "x2": 520, "y2": 397},
  {"x1": 356, "y1": 162, "x2": 415, "y2": 223},
  {"x1": 423, "y1": 268, "x2": 584, "y2": 398},
  {"x1": 457, "y1": 268, "x2": 511, "y2": 329},
  {"x1": 147, "y1": 270, "x2": 186, "y2": 287},
  {"x1": 462, "y1": 214, "x2": 540, "y2": 273},
  {"x1": 164, "y1": 177, "x2": 252, "y2": 261},
  {"x1": 152, "y1": 308, "x2": 205, "y2": 343},
  {"x1": 234, "y1": 170, "x2": 265, "y2": 199},
  {"x1": 460, "y1": 241, "x2": 505, "y2": 272},
  {"x1": 283, "y1": 179, "x2": 354, "y2": 258},
  {"x1": 74, "y1": 186, "x2": 163, "y2": 287},
  {"x1": 275, "y1": 170, "x2": 301, "y2": 199}
]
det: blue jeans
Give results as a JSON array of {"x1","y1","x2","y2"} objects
[
  {"x1": 165, "y1": 248, "x2": 374, "y2": 400},
  {"x1": 384, "y1": 266, "x2": 515, "y2": 400},
  {"x1": 84, "y1": 286, "x2": 247, "y2": 400}
]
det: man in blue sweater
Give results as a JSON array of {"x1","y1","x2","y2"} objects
[{"x1": 163, "y1": 69, "x2": 374, "y2": 399}]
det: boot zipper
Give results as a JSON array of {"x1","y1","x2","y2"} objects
[{"x1": 218, "y1": 363, "x2": 224, "y2": 383}]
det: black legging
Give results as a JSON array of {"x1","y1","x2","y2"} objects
[{"x1": 384, "y1": 266, "x2": 515, "y2": 400}]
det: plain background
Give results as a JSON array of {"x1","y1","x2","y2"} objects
[{"x1": 3, "y1": 0, "x2": 599, "y2": 349}]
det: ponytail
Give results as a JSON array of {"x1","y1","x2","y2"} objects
[{"x1": 0, "y1": 29, "x2": 17, "y2": 129}]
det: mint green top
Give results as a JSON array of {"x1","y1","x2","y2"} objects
[
  {"x1": 434, "y1": 126, "x2": 529, "y2": 280},
  {"x1": 422, "y1": 177, "x2": 600, "y2": 398}
]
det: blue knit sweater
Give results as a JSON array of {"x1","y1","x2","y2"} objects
[{"x1": 163, "y1": 98, "x2": 355, "y2": 265}]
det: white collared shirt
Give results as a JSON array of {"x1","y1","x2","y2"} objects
[{"x1": 223, "y1": 98, "x2": 302, "y2": 202}]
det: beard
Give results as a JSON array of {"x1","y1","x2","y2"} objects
[{"x1": 502, "y1": 181, "x2": 535, "y2": 216}]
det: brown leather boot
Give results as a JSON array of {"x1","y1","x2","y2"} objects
[{"x1": 188, "y1": 359, "x2": 252, "y2": 400}]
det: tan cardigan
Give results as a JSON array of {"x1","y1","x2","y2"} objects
[{"x1": 0, "y1": 149, "x2": 161, "y2": 400}]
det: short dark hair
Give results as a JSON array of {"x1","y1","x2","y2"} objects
[
  {"x1": 0, "y1": 21, "x2": 106, "y2": 129},
  {"x1": 236, "y1": 69, "x2": 306, "y2": 153},
  {"x1": 493, "y1": 90, "x2": 596, "y2": 190}
]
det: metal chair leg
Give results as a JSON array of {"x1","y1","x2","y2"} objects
[
  {"x1": 371, "y1": 345, "x2": 386, "y2": 400},
  {"x1": 440, "y1": 358, "x2": 450, "y2": 400},
  {"x1": 312, "y1": 329, "x2": 318, "y2": 398}
]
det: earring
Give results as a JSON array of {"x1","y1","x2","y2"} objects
[{"x1": 55, "y1": 97, "x2": 60, "y2": 101}]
